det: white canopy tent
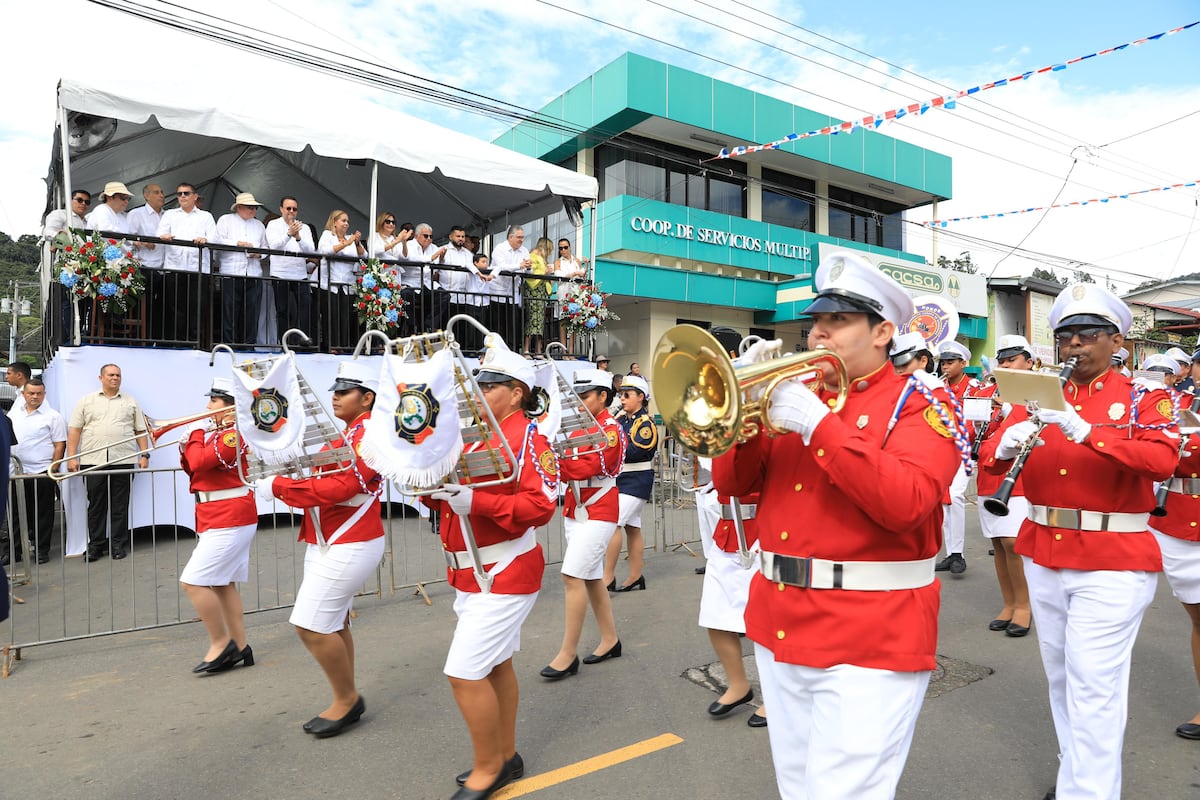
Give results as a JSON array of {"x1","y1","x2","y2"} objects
[{"x1": 44, "y1": 77, "x2": 596, "y2": 243}]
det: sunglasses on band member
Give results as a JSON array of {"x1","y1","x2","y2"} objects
[{"x1": 1053, "y1": 326, "x2": 1111, "y2": 345}]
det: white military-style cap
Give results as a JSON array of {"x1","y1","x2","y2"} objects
[
  {"x1": 995, "y1": 334, "x2": 1032, "y2": 361},
  {"x1": 329, "y1": 360, "x2": 380, "y2": 393},
  {"x1": 572, "y1": 368, "x2": 613, "y2": 393},
  {"x1": 890, "y1": 331, "x2": 930, "y2": 366},
  {"x1": 474, "y1": 338, "x2": 535, "y2": 390},
  {"x1": 938, "y1": 340, "x2": 971, "y2": 362},
  {"x1": 1143, "y1": 353, "x2": 1182, "y2": 375},
  {"x1": 1165, "y1": 346, "x2": 1191, "y2": 365},
  {"x1": 1048, "y1": 283, "x2": 1132, "y2": 335},
  {"x1": 803, "y1": 250, "x2": 915, "y2": 327},
  {"x1": 620, "y1": 374, "x2": 651, "y2": 399},
  {"x1": 205, "y1": 376, "x2": 235, "y2": 399},
  {"x1": 1112, "y1": 347, "x2": 1130, "y2": 365}
]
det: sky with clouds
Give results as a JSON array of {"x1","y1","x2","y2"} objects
[{"x1": 2, "y1": 0, "x2": 1198, "y2": 291}]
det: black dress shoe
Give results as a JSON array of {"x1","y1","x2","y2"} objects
[
  {"x1": 305, "y1": 695, "x2": 365, "y2": 738},
  {"x1": 582, "y1": 641, "x2": 621, "y2": 665},
  {"x1": 1043, "y1": 789, "x2": 1055, "y2": 800},
  {"x1": 111, "y1": 549, "x2": 127, "y2": 560},
  {"x1": 708, "y1": 688, "x2": 754, "y2": 716},
  {"x1": 694, "y1": 566, "x2": 706, "y2": 575},
  {"x1": 747, "y1": 712, "x2": 768, "y2": 728},
  {"x1": 539, "y1": 656, "x2": 579, "y2": 680},
  {"x1": 451, "y1": 762, "x2": 513, "y2": 800},
  {"x1": 1176, "y1": 722, "x2": 1200, "y2": 740},
  {"x1": 456, "y1": 753, "x2": 524, "y2": 787},
  {"x1": 36, "y1": 555, "x2": 50, "y2": 565},
  {"x1": 85, "y1": 552, "x2": 102, "y2": 563},
  {"x1": 193, "y1": 640, "x2": 238, "y2": 674},
  {"x1": 616, "y1": 575, "x2": 646, "y2": 592},
  {"x1": 1005, "y1": 623, "x2": 1031, "y2": 638},
  {"x1": 208, "y1": 644, "x2": 255, "y2": 672},
  {"x1": 605, "y1": 580, "x2": 616, "y2": 592},
  {"x1": 988, "y1": 618, "x2": 1011, "y2": 631}
]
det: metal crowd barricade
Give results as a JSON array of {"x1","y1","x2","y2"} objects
[
  {"x1": 1, "y1": 462, "x2": 575, "y2": 678},
  {"x1": 654, "y1": 431, "x2": 704, "y2": 560}
]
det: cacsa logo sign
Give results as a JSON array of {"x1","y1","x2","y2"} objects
[{"x1": 879, "y1": 263, "x2": 942, "y2": 293}]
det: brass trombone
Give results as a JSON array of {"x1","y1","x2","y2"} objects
[
  {"x1": 51, "y1": 408, "x2": 228, "y2": 481},
  {"x1": 653, "y1": 324, "x2": 850, "y2": 458}
]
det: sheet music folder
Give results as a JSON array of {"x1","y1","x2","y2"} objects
[{"x1": 990, "y1": 368, "x2": 1068, "y2": 412}]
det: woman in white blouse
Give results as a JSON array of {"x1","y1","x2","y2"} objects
[
  {"x1": 370, "y1": 212, "x2": 406, "y2": 281},
  {"x1": 318, "y1": 210, "x2": 366, "y2": 351},
  {"x1": 553, "y1": 238, "x2": 587, "y2": 352}
]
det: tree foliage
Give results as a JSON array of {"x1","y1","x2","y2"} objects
[
  {"x1": 936, "y1": 251, "x2": 979, "y2": 274},
  {"x1": 0, "y1": 232, "x2": 44, "y2": 366},
  {"x1": 1031, "y1": 267, "x2": 1067, "y2": 285}
]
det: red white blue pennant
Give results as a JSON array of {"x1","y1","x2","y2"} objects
[{"x1": 714, "y1": 21, "x2": 1199, "y2": 160}]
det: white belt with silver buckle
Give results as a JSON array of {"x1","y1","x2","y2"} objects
[
  {"x1": 576, "y1": 477, "x2": 617, "y2": 491},
  {"x1": 1027, "y1": 505, "x2": 1150, "y2": 533},
  {"x1": 1165, "y1": 478, "x2": 1200, "y2": 495},
  {"x1": 622, "y1": 462, "x2": 654, "y2": 473},
  {"x1": 720, "y1": 503, "x2": 756, "y2": 520},
  {"x1": 337, "y1": 493, "x2": 373, "y2": 507},
  {"x1": 196, "y1": 487, "x2": 252, "y2": 503},
  {"x1": 443, "y1": 534, "x2": 537, "y2": 570},
  {"x1": 758, "y1": 551, "x2": 935, "y2": 591}
]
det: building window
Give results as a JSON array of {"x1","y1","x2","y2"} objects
[
  {"x1": 598, "y1": 135, "x2": 747, "y2": 217},
  {"x1": 760, "y1": 169, "x2": 815, "y2": 232},
  {"x1": 827, "y1": 186, "x2": 905, "y2": 250}
]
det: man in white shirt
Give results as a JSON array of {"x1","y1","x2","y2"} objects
[
  {"x1": 42, "y1": 190, "x2": 92, "y2": 346},
  {"x1": 157, "y1": 183, "x2": 217, "y2": 343},
  {"x1": 215, "y1": 192, "x2": 267, "y2": 345},
  {"x1": 6, "y1": 379, "x2": 67, "y2": 565},
  {"x1": 85, "y1": 181, "x2": 134, "y2": 235},
  {"x1": 436, "y1": 225, "x2": 476, "y2": 343},
  {"x1": 488, "y1": 225, "x2": 530, "y2": 350},
  {"x1": 127, "y1": 184, "x2": 166, "y2": 338},
  {"x1": 265, "y1": 195, "x2": 316, "y2": 343}
]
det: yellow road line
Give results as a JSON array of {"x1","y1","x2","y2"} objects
[{"x1": 494, "y1": 733, "x2": 684, "y2": 798}]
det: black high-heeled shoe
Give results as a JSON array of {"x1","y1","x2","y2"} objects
[
  {"x1": 208, "y1": 644, "x2": 255, "y2": 673},
  {"x1": 539, "y1": 656, "x2": 580, "y2": 680},
  {"x1": 192, "y1": 640, "x2": 237, "y2": 674},
  {"x1": 616, "y1": 575, "x2": 646, "y2": 592},
  {"x1": 605, "y1": 580, "x2": 616, "y2": 592},
  {"x1": 451, "y1": 762, "x2": 513, "y2": 800},
  {"x1": 456, "y1": 753, "x2": 524, "y2": 787},
  {"x1": 582, "y1": 640, "x2": 622, "y2": 665},
  {"x1": 304, "y1": 695, "x2": 366, "y2": 738}
]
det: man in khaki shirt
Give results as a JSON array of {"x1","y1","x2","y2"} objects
[{"x1": 67, "y1": 364, "x2": 149, "y2": 561}]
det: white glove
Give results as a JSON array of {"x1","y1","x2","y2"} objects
[
  {"x1": 995, "y1": 420, "x2": 1041, "y2": 460},
  {"x1": 254, "y1": 477, "x2": 277, "y2": 500},
  {"x1": 431, "y1": 485, "x2": 475, "y2": 516},
  {"x1": 911, "y1": 369, "x2": 943, "y2": 392},
  {"x1": 732, "y1": 338, "x2": 783, "y2": 404},
  {"x1": 1000, "y1": 402, "x2": 1013, "y2": 420},
  {"x1": 1036, "y1": 406, "x2": 1092, "y2": 443},
  {"x1": 1132, "y1": 376, "x2": 1164, "y2": 392},
  {"x1": 766, "y1": 379, "x2": 829, "y2": 445}
]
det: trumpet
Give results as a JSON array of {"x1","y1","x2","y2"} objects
[
  {"x1": 653, "y1": 324, "x2": 850, "y2": 458},
  {"x1": 51, "y1": 408, "x2": 228, "y2": 481},
  {"x1": 982, "y1": 357, "x2": 1078, "y2": 516}
]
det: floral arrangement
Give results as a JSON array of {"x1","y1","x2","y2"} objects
[
  {"x1": 55, "y1": 230, "x2": 145, "y2": 313},
  {"x1": 560, "y1": 281, "x2": 618, "y2": 337},
  {"x1": 355, "y1": 258, "x2": 406, "y2": 330}
]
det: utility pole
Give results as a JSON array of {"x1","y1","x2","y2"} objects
[{"x1": 1, "y1": 282, "x2": 32, "y2": 364}]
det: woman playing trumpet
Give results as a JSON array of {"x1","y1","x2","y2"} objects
[{"x1": 179, "y1": 377, "x2": 258, "y2": 674}]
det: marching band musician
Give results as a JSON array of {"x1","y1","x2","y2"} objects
[
  {"x1": 179, "y1": 377, "x2": 258, "y2": 674},
  {"x1": 604, "y1": 374, "x2": 658, "y2": 592},
  {"x1": 1141, "y1": 352, "x2": 1200, "y2": 742},
  {"x1": 427, "y1": 346, "x2": 556, "y2": 800},
  {"x1": 935, "y1": 340, "x2": 979, "y2": 575},
  {"x1": 975, "y1": 335, "x2": 1035, "y2": 638},
  {"x1": 1111, "y1": 347, "x2": 1131, "y2": 378},
  {"x1": 890, "y1": 330, "x2": 934, "y2": 376},
  {"x1": 1166, "y1": 347, "x2": 1192, "y2": 389},
  {"x1": 713, "y1": 251, "x2": 965, "y2": 800},
  {"x1": 541, "y1": 369, "x2": 625, "y2": 680},
  {"x1": 700, "y1": 488, "x2": 767, "y2": 729},
  {"x1": 265, "y1": 361, "x2": 384, "y2": 739},
  {"x1": 982, "y1": 284, "x2": 1178, "y2": 800}
]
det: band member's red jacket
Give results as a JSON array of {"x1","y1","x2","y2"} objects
[
  {"x1": 714, "y1": 364, "x2": 962, "y2": 672},
  {"x1": 425, "y1": 410, "x2": 556, "y2": 594},
  {"x1": 272, "y1": 412, "x2": 384, "y2": 546},
  {"x1": 181, "y1": 424, "x2": 257, "y2": 531},
  {"x1": 983, "y1": 368, "x2": 1177, "y2": 570},
  {"x1": 712, "y1": 493, "x2": 760, "y2": 552},
  {"x1": 1153, "y1": 386, "x2": 1200, "y2": 542},
  {"x1": 558, "y1": 407, "x2": 625, "y2": 523}
]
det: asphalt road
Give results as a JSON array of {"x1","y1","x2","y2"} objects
[{"x1": 6, "y1": 501, "x2": 1200, "y2": 800}]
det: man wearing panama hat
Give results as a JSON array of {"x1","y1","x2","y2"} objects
[
  {"x1": 215, "y1": 192, "x2": 267, "y2": 345},
  {"x1": 85, "y1": 180, "x2": 135, "y2": 235}
]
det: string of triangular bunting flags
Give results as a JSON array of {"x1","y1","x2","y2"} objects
[{"x1": 713, "y1": 20, "x2": 1198, "y2": 160}]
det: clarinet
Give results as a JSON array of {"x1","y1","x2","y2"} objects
[
  {"x1": 1152, "y1": 393, "x2": 1200, "y2": 517},
  {"x1": 982, "y1": 357, "x2": 1078, "y2": 517},
  {"x1": 970, "y1": 404, "x2": 997, "y2": 461}
]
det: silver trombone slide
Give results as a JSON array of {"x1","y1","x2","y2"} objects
[
  {"x1": 50, "y1": 408, "x2": 224, "y2": 481},
  {"x1": 536, "y1": 341, "x2": 608, "y2": 458},
  {"x1": 729, "y1": 497, "x2": 756, "y2": 570},
  {"x1": 353, "y1": 330, "x2": 394, "y2": 358}
]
